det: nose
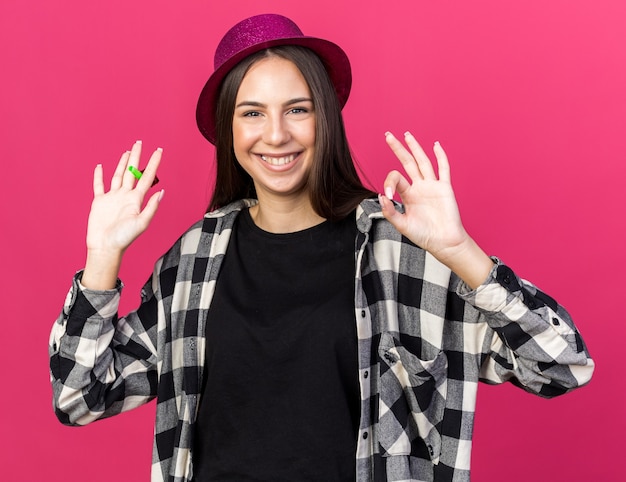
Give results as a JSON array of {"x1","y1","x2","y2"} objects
[{"x1": 263, "y1": 113, "x2": 290, "y2": 145}]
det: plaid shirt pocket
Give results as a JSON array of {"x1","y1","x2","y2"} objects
[{"x1": 377, "y1": 333, "x2": 448, "y2": 464}]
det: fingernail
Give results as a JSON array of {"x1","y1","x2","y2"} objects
[
  {"x1": 158, "y1": 189, "x2": 165, "y2": 202},
  {"x1": 385, "y1": 187, "x2": 393, "y2": 199},
  {"x1": 434, "y1": 141, "x2": 441, "y2": 147},
  {"x1": 404, "y1": 131, "x2": 411, "y2": 137},
  {"x1": 136, "y1": 140, "x2": 142, "y2": 144},
  {"x1": 384, "y1": 131, "x2": 391, "y2": 137},
  {"x1": 157, "y1": 147, "x2": 163, "y2": 152}
]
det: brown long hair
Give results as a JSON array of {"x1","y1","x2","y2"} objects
[{"x1": 207, "y1": 45, "x2": 375, "y2": 221}]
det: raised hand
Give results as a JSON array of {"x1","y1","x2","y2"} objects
[
  {"x1": 82, "y1": 141, "x2": 164, "y2": 289},
  {"x1": 380, "y1": 131, "x2": 493, "y2": 288}
]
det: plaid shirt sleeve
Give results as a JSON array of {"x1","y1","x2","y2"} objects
[
  {"x1": 457, "y1": 258, "x2": 593, "y2": 396},
  {"x1": 49, "y1": 270, "x2": 160, "y2": 425}
]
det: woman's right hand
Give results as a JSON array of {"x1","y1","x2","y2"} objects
[{"x1": 82, "y1": 141, "x2": 164, "y2": 289}]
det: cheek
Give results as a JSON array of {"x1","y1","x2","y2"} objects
[
  {"x1": 232, "y1": 120, "x2": 262, "y2": 155},
  {"x1": 298, "y1": 118, "x2": 316, "y2": 147},
  {"x1": 231, "y1": 122, "x2": 248, "y2": 157}
]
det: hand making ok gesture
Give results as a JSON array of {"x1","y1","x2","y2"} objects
[{"x1": 380, "y1": 131, "x2": 493, "y2": 288}]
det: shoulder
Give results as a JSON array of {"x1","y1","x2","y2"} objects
[
  {"x1": 356, "y1": 198, "x2": 454, "y2": 284},
  {"x1": 182, "y1": 199, "x2": 256, "y2": 244},
  {"x1": 356, "y1": 197, "x2": 405, "y2": 242},
  {"x1": 158, "y1": 199, "x2": 257, "y2": 270}
]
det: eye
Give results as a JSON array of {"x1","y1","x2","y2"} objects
[
  {"x1": 243, "y1": 111, "x2": 261, "y2": 117},
  {"x1": 288, "y1": 107, "x2": 308, "y2": 114}
]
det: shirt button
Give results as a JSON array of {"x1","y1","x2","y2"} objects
[
  {"x1": 361, "y1": 310, "x2": 366, "y2": 318},
  {"x1": 364, "y1": 371, "x2": 369, "y2": 379},
  {"x1": 552, "y1": 317, "x2": 560, "y2": 326},
  {"x1": 362, "y1": 432, "x2": 368, "y2": 440}
]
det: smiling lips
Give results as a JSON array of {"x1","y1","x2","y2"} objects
[{"x1": 260, "y1": 153, "x2": 298, "y2": 166}]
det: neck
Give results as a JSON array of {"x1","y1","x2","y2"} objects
[{"x1": 249, "y1": 195, "x2": 325, "y2": 233}]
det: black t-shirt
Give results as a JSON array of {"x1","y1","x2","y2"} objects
[{"x1": 192, "y1": 209, "x2": 359, "y2": 481}]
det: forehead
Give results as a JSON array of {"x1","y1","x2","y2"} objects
[{"x1": 236, "y1": 56, "x2": 311, "y2": 100}]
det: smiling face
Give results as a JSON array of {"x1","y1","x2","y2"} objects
[{"x1": 232, "y1": 55, "x2": 316, "y2": 205}]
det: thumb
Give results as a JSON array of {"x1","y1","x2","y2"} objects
[
  {"x1": 137, "y1": 189, "x2": 165, "y2": 230},
  {"x1": 379, "y1": 194, "x2": 406, "y2": 233}
]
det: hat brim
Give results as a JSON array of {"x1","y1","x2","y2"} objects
[{"x1": 196, "y1": 36, "x2": 351, "y2": 144}]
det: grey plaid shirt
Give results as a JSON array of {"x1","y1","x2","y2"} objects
[{"x1": 49, "y1": 198, "x2": 593, "y2": 481}]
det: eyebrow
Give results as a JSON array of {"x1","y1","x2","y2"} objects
[{"x1": 235, "y1": 97, "x2": 313, "y2": 109}]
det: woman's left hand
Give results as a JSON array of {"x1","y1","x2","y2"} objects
[
  {"x1": 380, "y1": 131, "x2": 495, "y2": 288},
  {"x1": 380, "y1": 131, "x2": 471, "y2": 266}
]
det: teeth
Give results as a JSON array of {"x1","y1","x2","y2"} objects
[{"x1": 260, "y1": 154, "x2": 297, "y2": 166}]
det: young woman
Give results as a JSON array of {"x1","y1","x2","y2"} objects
[{"x1": 49, "y1": 14, "x2": 594, "y2": 482}]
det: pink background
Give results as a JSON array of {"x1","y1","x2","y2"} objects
[{"x1": 1, "y1": 0, "x2": 623, "y2": 480}]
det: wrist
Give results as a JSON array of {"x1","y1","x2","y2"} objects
[
  {"x1": 433, "y1": 236, "x2": 494, "y2": 290},
  {"x1": 82, "y1": 249, "x2": 124, "y2": 290}
]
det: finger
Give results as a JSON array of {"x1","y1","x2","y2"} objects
[
  {"x1": 433, "y1": 141, "x2": 451, "y2": 183},
  {"x1": 122, "y1": 140, "x2": 143, "y2": 189},
  {"x1": 136, "y1": 189, "x2": 164, "y2": 230},
  {"x1": 383, "y1": 170, "x2": 411, "y2": 200},
  {"x1": 378, "y1": 193, "x2": 407, "y2": 233},
  {"x1": 136, "y1": 147, "x2": 163, "y2": 192},
  {"x1": 385, "y1": 131, "x2": 422, "y2": 181},
  {"x1": 111, "y1": 150, "x2": 131, "y2": 190},
  {"x1": 404, "y1": 131, "x2": 437, "y2": 180},
  {"x1": 93, "y1": 164, "x2": 104, "y2": 196}
]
